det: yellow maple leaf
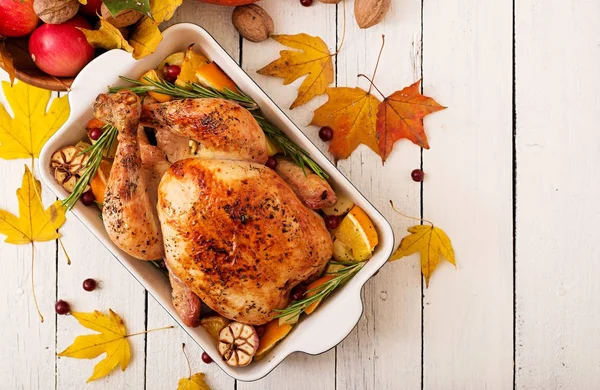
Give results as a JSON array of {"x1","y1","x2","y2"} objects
[
  {"x1": 58, "y1": 309, "x2": 132, "y2": 383},
  {"x1": 0, "y1": 81, "x2": 69, "y2": 161},
  {"x1": 0, "y1": 166, "x2": 67, "y2": 321},
  {"x1": 177, "y1": 373, "x2": 211, "y2": 390},
  {"x1": 129, "y1": 0, "x2": 183, "y2": 59},
  {"x1": 78, "y1": 19, "x2": 134, "y2": 53},
  {"x1": 310, "y1": 87, "x2": 380, "y2": 159},
  {"x1": 389, "y1": 224, "x2": 456, "y2": 287},
  {"x1": 258, "y1": 33, "x2": 334, "y2": 109},
  {"x1": 0, "y1": 165, "x2": 66, "y2": 244}
]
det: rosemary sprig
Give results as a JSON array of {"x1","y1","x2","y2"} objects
[
  {"x1": 255, "y1": 116, "x2": 329, "y2": 180},
  {"x1": 62, "y1": 124, "x2": 118, "y2": 210},
  {"x1": 109, "y1": 76, "x2": 259, "y2": 110},
  {"x1": 109, "y1": 75, "x2": 329, "y2": 180},
  {"x1": 274, "y1": 261, "x2": 366, "y2": 320}
]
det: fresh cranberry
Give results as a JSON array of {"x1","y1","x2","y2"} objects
[
  {"x1": 300, "y1": 0, "x2": 313, "y2": 6},
  {"x1": 411, "y1": 169, "x2": 424, "y2": 182},
  {"x1": 83, "y1": 278, "x2": 97, "y2": 292},
  {"x1": 88, "y1": 127, "x2": 103, "y2": 141},
  {"x1": 319, "y1": 126, "x2": 333, "y2": 141},
  {"x1": 325, "y1": 215, "x2": 340, "y2": 230},
  {"x1": 55, "y1": 300, "x2": 70, "y2": 315},
  {"x1": 81, "y1": 190, "x2": 95, "y2": 206},
  {"x1": 201, "y1": 352, "x2": 213, "y2": 364},
  {"x1": 163, "y1": 64, "x2": 181, "y2": 83},
  {"x1": 265, "y1": 156, "x2": 278, "y2": 169},
  {"x1": 255, "y1": 325, "x2": 266, "y2": 338}
]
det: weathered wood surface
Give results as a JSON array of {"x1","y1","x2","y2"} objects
[{"x1": 2, "y1": 0, "x2": 600, "y2": 388}]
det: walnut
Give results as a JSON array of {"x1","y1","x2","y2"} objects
[
  {"x1": 33, "y1": 0, "x2": 79, "y2": 24},
  {"x1": 354, "y1": 0, "x2": 391, "y2": 29},
  {"x1": 100, "y1": 3, "x2": 143, "y2": 28},
  {"x1": 232, "y1": 4, "x2": 274, "y2": 43}
]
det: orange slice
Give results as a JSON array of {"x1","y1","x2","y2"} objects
[
  {"x1": 199, "y1": 315, "x2": 231, "y2": 340},
  {"x1": 175, "y1": 45, "x2": 210, "y2": 87},
  {"x1": 90, "y1": 159, "x2": 112, "y2": 205},
  {"x1": 334, "y1": 205, "x2": 378, "y2": 261},
  {"x1": 265, "y1": 137, "x2": 282, "y2": 156},
  {"x1": 255, "y1": 319, "x2": 293, "y2": 361},
  {"x1": 304, "y1": 275, "x2": 336, "y2": 315},
  {"x1": 140, "y1": 70, "x2": 172, "y2": 103},
  {"x1": 195, "y1": 62, "x2": 238, "y2": 92}
]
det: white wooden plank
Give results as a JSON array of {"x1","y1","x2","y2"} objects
[
  {"x1": 238, "y1": 1, "x2": 338, "y2": 389},
  {"x1": 515, "y1": 1, "x2": 600, "y2": 388},
  {"x1": 56, "y1": 218, "x2": 147, "y2": 388},
  {"x1": 145, "y1": 4, "x2": 239, "y2": 389},
  {"x1": 421, "y1": 1, "x2": 513, "y2": 389},
  {"x1": 0, "y1": 74, "x2": 58, "y2": 389},
  {"x1": 333, "y1": 1, "x2": 423, "y2": 389}
]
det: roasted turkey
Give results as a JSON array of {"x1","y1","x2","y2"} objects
[{"x1": 94, "y1": 91, "x2": 334, "y2": 326}]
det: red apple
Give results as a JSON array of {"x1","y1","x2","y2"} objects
[
  {"x1": 29, "y1": 15, "x2": 95, "y2": 77},
  {"x1": 0, "y1": 0, "x2": 39, "y2": 37},
  {"x1": 79, "y1": 0, "x2": 103, "y2": 17}
]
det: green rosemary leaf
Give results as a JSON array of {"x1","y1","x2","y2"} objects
[
  {"x1": 274, "y1": 261, "x2": 365, "y2": 319},
  {"x1": 62, "y1": 125, "x2": 118, "y2": 210}
]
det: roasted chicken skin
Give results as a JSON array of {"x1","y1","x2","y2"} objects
[
  {"x1": 157, "y1": 159, "x2": 333, "y2": 325},
  {"x1": 95, "y1": 91, "x2": 164, "y2": 261},
  {"x1": 275, "y1": 157, "x2": 337, "y2": 209},
  {"x1": 141, "y1": 98, "x2": 269, "y2": 164}
]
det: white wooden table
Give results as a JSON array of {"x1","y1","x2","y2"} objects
[{"x1": 2, "y1": 0, "x2": 600, "y2": 388}]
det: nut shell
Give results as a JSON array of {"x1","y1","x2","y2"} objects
[
  {"x1": 101, "y1": 4, "x2": 143, "y2": 28},
  {"x1": 218, "y1": 322, "x2": 259, "y2": 367},
  {"x1": 232, "y1": 4, "x2": 274, "y2": 43},
  {"x1": 354, "y1": 0, "x2": 391, "y2": 29},
  {"x1": 33, "y1": 0, "x2": 79, "y2": 24}
]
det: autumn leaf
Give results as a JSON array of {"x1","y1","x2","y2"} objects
[
  {"x1": 389, "y1": 224, "x2": 455, "y2": 287},
  {"x1": 78, "y1": 19, "x2": 134, "y2": 53},
  {"x1": 177, "y1": 344, "x2": 211, "y2": 390},
  {"x1": 310, "y1": 87, "x2": 380, "y2": 159},
  {"x1": 258, "y1": 34, "x2": 334, "y2": 109},
  {"x1": 79, "y1": 0, "x2": 182, "y2": 59},
  {"x1": 57, "y1": 310, "x2": 132, "y2": 382},
  {"x1": 0, "y1": 166, "x2": 66, "y2": 244},
  {"x1": 178, "y1": 373, "x2": 211, "y2": 390},
  {"x1": 0, "y1": 81, "x2": 70, "y2": 161},
  {"x1": 58, "y1": 310, "x2": 174, "y2": 382},
  {"x1": 0, "y1": 41, "x2": 16, "y2": 85},
  {"x1": 0, "y1": 166, "x2": 67, "y2": 321},
  {"x1": 376, "y1": 80, "x2": 446, "y2": 162},
  {"x1": 103, "y1": 0, "x2": 151, "y2": 18}
]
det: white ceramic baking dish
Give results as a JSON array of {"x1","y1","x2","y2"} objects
[{"x1": 39, "y1": 23, "x2": 394, "y2": 381}]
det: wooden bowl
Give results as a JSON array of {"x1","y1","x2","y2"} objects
[{"x1": 1, "y1": 37, "x2": 74, "y2": 91}]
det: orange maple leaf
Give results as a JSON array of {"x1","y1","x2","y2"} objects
[
  {"x1": 310, "y1": 87, "x2": 380, "y2": 159},
  {"x1": 376, "y1": 80, "x2": 446, "y2": 162}
]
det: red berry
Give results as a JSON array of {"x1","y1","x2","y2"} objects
[
  {"x1": 325, "y1": 215, "x2": 340, "y2": 230},
  {"x1": 291, "y1": 286, "x2": 306, "y2": 301},
  {"x1": 83, "y1": 278, "x2": 97, "y2": 292},
  {"x1": 89, "y1": 127, "x2": 103, "y2": 141},
  {"x1": 55, "y1": 300, "x2": 70, "y2": 315},
  {"x1": 201, "y1": 352, "x2": 213, "y2": 364},
  {"x1": 319, "y1": 126, "x2": 333, "y2": 142},
  {"x1": 163, "y1": 64, "x2": 181, "y2": 83},
  {"x1": 265, "y1": 156, "x2": 278, "y2": 169},
  {"x1": 411, "y1": 169, "x2": 424, "y2": 182},
  {"x1": 300, "y1": 0, "x2": 313, "y2": 6},
  {"x1": 255, "y1": 325, "x2": 266, "y2": 338},
  {"x1": 81, "y1": 190, "x2": 95, "y2": 206}
]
